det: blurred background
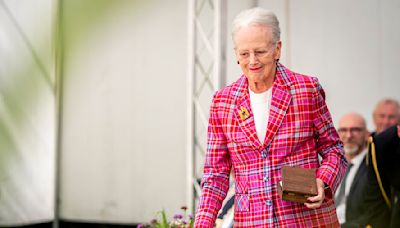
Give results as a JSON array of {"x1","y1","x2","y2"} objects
[{"x1": 0, "y1": 0, "x2": 399, "y2": 227}]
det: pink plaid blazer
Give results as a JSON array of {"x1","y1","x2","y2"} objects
[{"x1": 195, "y1": 63, "x2": 347, "y2": 227}]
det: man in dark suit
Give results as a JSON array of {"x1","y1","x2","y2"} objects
[
  {"x1": 335, "y1": 113, "x2": 370, "y2": 227},
  {"x1": 365, "y1": 98, "x2": 400, "y2": 228},
  {"x1": 367, "y1": 124, "x2": 400, "y2": 228}
]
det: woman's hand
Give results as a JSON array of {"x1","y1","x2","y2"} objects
[{"x1": 304, "y1": 178, "x2": 325, "y2": 209}]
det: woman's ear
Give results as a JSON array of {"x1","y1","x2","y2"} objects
[{"x1": 274, "y1": 41, "x2": 282, "y2": 60}]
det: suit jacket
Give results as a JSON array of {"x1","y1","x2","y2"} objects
[
  {"x1": 341, "y1": 156, "x2": 370, "y2": 228},
  {"x1": 195, "y1": 63, "x2": 347, "y2": 227},
  {"x1": 364, "y1": 126, "x2": 400, "y2": 228},
  {"x1": 373, "y1": 126, "x2": 400, "y2": 192}
]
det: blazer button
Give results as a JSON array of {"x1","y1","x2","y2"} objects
[
  {"x1": 265, "y1": 200, "x2": 272, "y2": 206},
  {"x1": 261, "y1": 152, "x2": 266, "y2": 159}
]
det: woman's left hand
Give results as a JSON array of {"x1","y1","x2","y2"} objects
[{"x1": 304, "y1": 178, "x2": 325, "y2": 209}]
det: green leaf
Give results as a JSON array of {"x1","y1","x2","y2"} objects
[{"x1": 160, "y1": 209, "x2": 169, "y2": 228}]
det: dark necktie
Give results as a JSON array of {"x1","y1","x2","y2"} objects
[{"x1": 335, "y1": 163, "x2": 354, "y2": 206}]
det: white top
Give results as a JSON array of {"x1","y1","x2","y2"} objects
[
  {"x1": 249, "y1": 87, "x2": 272, "y2": 144},
  {"x1": 335, "y1": 149, "x2": 367, "y2": 224}
]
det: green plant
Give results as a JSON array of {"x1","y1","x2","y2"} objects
[{"x1": 138, "y1": 206, "x2": 194, "y2": 228}]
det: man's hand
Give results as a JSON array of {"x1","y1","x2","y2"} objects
[{"x1": 304, "y1": 178, "x2": 325, "y2": 209}]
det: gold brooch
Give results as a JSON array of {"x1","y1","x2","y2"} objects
[{"x1": 238, "y1": 106, "x2": 250, "y2": 120}]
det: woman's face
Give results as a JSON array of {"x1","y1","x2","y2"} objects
[{"x1": 234, "y1": 25, "x2": 281, "y2": 86}]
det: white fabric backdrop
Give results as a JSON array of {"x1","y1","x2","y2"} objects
[{"x1": 0, "y1": 0, "x2": 55, "y2": 225}]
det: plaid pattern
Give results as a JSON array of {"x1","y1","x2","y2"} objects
[{"x1": 195, "y1": 63, "x2": 347, "y2": 227}]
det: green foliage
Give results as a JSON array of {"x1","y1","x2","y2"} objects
[
  {"x1": 138, "y1": 207, "x2": 194, "y2": 228},
  {"x1": 159, "y1": 209, "x2": 169, "y2": 227}
]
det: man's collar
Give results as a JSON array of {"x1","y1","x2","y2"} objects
[{"x1": 350, "y1": 148, "x2": 367, "y2": 166}]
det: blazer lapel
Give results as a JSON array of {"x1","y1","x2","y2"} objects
[
  {"x1": 233, "y1": 77, "x2": 263, "y2": 150},
  {"x1": 263, "y1": 63, "x2": 292, "y2": 148},
  {"x1": 349, "y1": 159, "x2": 367, "y2": 194},
  {"x1": 232, "y1": 63, "x2": 292, "y2": 151}
]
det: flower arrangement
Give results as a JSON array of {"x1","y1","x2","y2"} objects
[{"x1": 137, "y1": 206, "x2": 194, "y2": 228}]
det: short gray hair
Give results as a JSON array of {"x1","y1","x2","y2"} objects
[
  {"x1": 232, "y1": 7, "x2": 281, "y2": 47},
  {"x1": 374, "y1": 98, "x2": 400, "y2": 116}
]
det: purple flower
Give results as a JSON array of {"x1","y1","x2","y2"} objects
[
  {"x1": 173, "y1": 214, "x2": 183, "y2": 220},
  {"x1": 188, "y1": 214, "x2": 194, "y2": 220},
  {"x1": 137, "y1": 224, "x2": 145, "y2": 228}
]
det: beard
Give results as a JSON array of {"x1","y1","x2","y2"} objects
[{"x1": 344, "y1": 144, "x2": 360, "y2": 156}]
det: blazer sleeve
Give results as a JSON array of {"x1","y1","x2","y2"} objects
[
  {"x1": 194, "y1": 93, "x2": 232, "y2": 228},
  {"x1": 311, "y1": 77, "x2": 347, "y2": 193}
]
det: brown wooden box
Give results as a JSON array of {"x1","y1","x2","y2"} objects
[{"x1": 277, "y1": 166, "x2": 318, "y2": 203}]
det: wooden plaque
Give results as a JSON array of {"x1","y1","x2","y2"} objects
[{"x1": 278, "y1": 166, "x2": 318, "y2": 203}]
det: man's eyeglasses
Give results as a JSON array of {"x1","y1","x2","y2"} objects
[{"x1": 337, "y1": 127, "x2": 365, "y2": 134}]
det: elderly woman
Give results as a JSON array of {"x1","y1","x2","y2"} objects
[{"x1": 195, "y1": 7, "x2": 347, "y2": 227}]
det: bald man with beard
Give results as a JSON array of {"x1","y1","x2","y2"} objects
[{"x1": 335, "y1": 113, "x2": 370, "y2": 228}]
